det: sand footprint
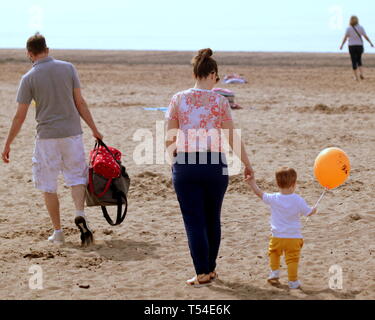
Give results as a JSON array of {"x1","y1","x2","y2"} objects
[{"x1": 3, "y1": 202, "x2": 14, "y2": 208}]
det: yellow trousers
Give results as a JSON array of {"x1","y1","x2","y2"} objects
[{"x1": 268, "y1": 237, "x2": 304, "y2": 281}]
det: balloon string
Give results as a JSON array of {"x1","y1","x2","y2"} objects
[{"x1": 314, "y1": 188, "x2": 327, "y2": 209}]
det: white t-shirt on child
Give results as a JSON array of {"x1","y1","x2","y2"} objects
[{"x1": 262, "y1": 193, "x2": 313, "y2": 239}]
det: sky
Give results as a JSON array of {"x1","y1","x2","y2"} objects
[{"x1": 1, "y1": 0, "x2": 374, "y2": 52}]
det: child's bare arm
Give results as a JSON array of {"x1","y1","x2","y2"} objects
[{"x1": 245, "y1": 177, "x2": 264, "y2": 200}]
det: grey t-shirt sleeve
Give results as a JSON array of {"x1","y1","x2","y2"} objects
[
  {"x1": 71, "y1": 64, "x2": 81, "y2": 89},
  {"x1": 16, "y1": 76, "x2": 33, "y2": 105}
]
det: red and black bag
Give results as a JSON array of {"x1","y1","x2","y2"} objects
[{"x1": 86, "y1": 139, "x2": 130, "y2": 226}]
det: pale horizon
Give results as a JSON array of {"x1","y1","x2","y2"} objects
[{"x1": 1, "y1": 0, "x2": 375, "y2": 53}]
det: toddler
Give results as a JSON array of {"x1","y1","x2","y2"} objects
[{"x1": 246, "y1": 167, "x2": 317, "y2": 289}]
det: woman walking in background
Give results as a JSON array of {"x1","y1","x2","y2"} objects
[
  {"x1": 340, "y1": 15, "x2": 374, "y2": 81},
  {"x1": 165, "y1": 48, "x2": 254, "y2": 287}
]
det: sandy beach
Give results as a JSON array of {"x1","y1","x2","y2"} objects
[{"x1": 0, "y1": 49, "x2": 374, "y2": 300}]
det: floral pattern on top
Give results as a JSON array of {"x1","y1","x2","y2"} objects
[{"x1": 166, "y1": 88, "x2": 233, "y2": 152}]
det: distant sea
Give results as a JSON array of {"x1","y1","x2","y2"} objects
[{"x1": 2, "y1": 26, "x2": 372, "y2": 53}]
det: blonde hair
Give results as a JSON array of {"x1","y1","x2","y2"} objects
[{"x1": 350, "y1": 16, "x2": 359, "y2": 27}]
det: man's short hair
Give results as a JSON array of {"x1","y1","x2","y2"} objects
[
  {"x1": 275, "y1": 167, "x2": 297, "y2": 189},
  {"x1": 26, "y1": 32, "x2": 47, "y2": 55}
]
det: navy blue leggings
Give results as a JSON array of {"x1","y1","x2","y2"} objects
[{"x1": 172, "y1": 152, "x2": 229, "y2": 275}]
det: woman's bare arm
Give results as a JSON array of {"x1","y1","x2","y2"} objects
[
  {"x1": 363, "y1": 35, "x2": 374, "y2": 47},
  {"x1": 165, "y1": 119, "x2": 179, "y2": 165},
  {"x1": 221, "y1": 120, "x2": 254, "y2": 179},
  {"x1": 340, "y1": 35, "x2": 348, "y2": 50}
]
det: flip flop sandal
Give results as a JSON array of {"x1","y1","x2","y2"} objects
[
  {"x1": 186, "y1": 275, "x2": 212, "y2": 288},
  {"x1": 210, "y1": 271, "x2": 219, "y2": 281}
]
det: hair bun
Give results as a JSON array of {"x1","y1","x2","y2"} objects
[
  {"x1": 197, "y1": 48, "x2": 213, "y2": 60},
  {"x1": 191, "y1": 48, "x2": 218, "y2": 79}
]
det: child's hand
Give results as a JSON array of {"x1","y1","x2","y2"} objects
[
  {"x1": 308, "y1": 207, "x2": 318, "y2": 216},
  {"x1": 244, "y1": 176, "x2": 264, "y2": 199}
]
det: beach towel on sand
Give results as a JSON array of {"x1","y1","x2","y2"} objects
[
  {"x1": 223, "y1": 74, "x2": 247, "y2": 84},
  {"x1": 212, "y1": 88, "x2": 242, "y2": 110},
  {"x1": 143, "y1": 107, "x2": 168, "y2": 112}
]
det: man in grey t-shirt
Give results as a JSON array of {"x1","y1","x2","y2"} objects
[{"x1": 1, "y1": 33, "x2": 103, "y2": 246}]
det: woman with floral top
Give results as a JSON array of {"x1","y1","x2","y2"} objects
[{"x1": 165, "y1": 48, "x2": 254, "y2": 287}]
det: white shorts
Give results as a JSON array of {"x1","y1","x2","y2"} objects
[{"x1": 32, "y1": 134, "x2": 88, "y2": 193}]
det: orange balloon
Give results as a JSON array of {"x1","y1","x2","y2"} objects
[{"x1": 314, "y1": 147, "x2": 350, "y2": 189}]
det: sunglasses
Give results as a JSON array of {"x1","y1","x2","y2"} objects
[{"x1": 211, "y1": 71, "x2": 220, "y2": 83}]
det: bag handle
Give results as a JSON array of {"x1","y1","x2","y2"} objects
[
  {"x1": 352, "y1": 25, "x2": 363, "y2": 43},
  {"x1": 90, "y1": 139, "x2": 121, "y2": 169},
  {"x1": 97, "y1": 139, "x2": 122, "y2": 167},
  {"x1": 101, "y1": 192, "x2": 128, "y2": 226},
  {"x1": 90, "y1": 141, "x2": 100, "y2": 167}
]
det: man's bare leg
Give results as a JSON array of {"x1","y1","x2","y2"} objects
[
  {"x1": 44, "y1": 192, "x2": 65, "y2": 244},
  {"x1": 71, "y1": 184, "x2": 94, "y2": 246},
  {"x1": 44, "y1": 192, "x2": 61, "y2": 230},
  {"x1": 71, "y1": 184, "x2": 85, "y2": 212}
]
